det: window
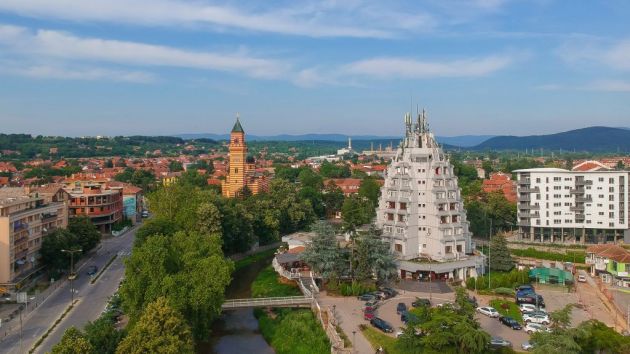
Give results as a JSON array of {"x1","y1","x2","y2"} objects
[
  {"x1": 387, "y1": 201, "x2": 395, "y2": 209},
  {"x1": 387, "y1": 213, "x2": 394, "y2": 221},
  {"x1": 609, "y1": 178, "x2": 615, "y2": 183},
  {"x1": 445, "y1": 246, "x2": 452, "y2": 254},
  {"x1": 399, "y1": 202, "x2": 407, "y2": 210},
  {"x1": 395, "y1": 244, "x2": 403, "y2": 252}
]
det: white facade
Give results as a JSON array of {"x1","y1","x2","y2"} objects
[
  {"x1": 515, "y1": 168, "x2": 630, "y2": 243},
  {"x1": 376, "y1": 112, "x2": 472, "y2": 262}
]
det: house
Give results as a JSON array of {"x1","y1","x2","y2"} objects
[
  {"x1": 572, "y1": 160, "x2": 611, "y2": 172},
  {"x1": 586, "y1": 244, "x2": 630, "y2": 287},
  {"x1": 482, "y1": 172, "x2": 517, "y2": 203}
]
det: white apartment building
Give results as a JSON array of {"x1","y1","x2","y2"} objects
[
  {"x1": 515, "y1": 168, "x2": 629, "y2": 244},
  {"x1": 376, "y1": 111, "x2": 484, "y2": 281}
]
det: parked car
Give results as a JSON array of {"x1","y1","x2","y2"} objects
[
  {"x1": 364, "y1": 308, "x2": 376, "y2": 321},
  {"x1": 412, "y1": 298, "x2": 431, "y2": 307},
  {"x1": 517, "y1": 294, "x2": 545, "y2": 307},
  {"x1": 372, "y1": 291, "x2": 387, "y2": 300},
  {"x1": 523, "y1": 313, "x2": 550, "y2": 325},
  {"x1": 396, "y1": 302, "x2": 408, "y2": 314},
  {"x1": 141, "y1": 210, "x2": 149, "y2": 218},
  {"x1": 401, "y1": 311, "x2": 419, "y2": 324},
  {"x1": 490, "y1": 337, "x2": 512, "y2": 348},
  {"x1": 525, "y1": 322, "x2": 551, "y2": 334},
  {"x1": 516, "y1": 284, "x2": 535, "y2": 294},
  {"x1": 499, "y1": 316, "x2": 522, "y2": 330},
  {"x1": 578, "y1": 274, "x2": 587, "y2": 283},
  {"x1": 522, "y1": 341, "x2": 534, "y2": 351},
  {"x1": 86, "y1": 265, "x2": 98, "y2": 276},
  {"x1": 476, "y1": 306, "x2": 500, "y2": 318},
  {"x1": 365, "y1": 300, "x2": 380, "y2": 309},
  {"x1": 370, "y1": 317, "x2": 393, "y2": 333},
  {"x1": 519, "y1": 304, "x2": 546, "y2": 314},
  {"x1": 381, "y1": 287, "x2": 398, "y2": 298},
  {"x1": 358, "y1": 293, "x2": 377, "y2": 302}
]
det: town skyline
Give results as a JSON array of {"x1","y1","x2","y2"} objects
[{"x1": 1, "y1": 1, "x2": 629, "y2": 136}]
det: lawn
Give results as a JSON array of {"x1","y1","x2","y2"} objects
[
  {"x1": 489, "y1": 298, "x2": 523, "y2": 323},
  {"x1": 251, "y1": 265, "x2": 301, "y2": 298},
  {"x1": 234, "y1": 248, "x2": 278, "y2": 270},
  {"x1": 361, "y1": 326, "x2": 403, "y2": 354},
  {"x1": 256, "y1": 308, "x2": 330, "y2": 354}
]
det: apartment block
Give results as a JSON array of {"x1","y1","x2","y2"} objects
[
  {"x1": 376, "y1": 111, "x2": 483, "y2": 282},
  {"x1": 64, "y1": 182, "x2": 123, "y2": 234},
  {"x1": 0, "y1": 187, "x2": 68, "y2": 286},
  {"x1": 515, "y1": 168, "x2": 629, "y2": 244}
]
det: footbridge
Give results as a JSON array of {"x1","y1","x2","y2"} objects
[{"x1": 222, "y1": 295, "x2": 313, "y2": 310}]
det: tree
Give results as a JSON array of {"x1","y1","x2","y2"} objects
[
  {"x1": 481, "y1": 160, "x2": 493, "y2": 179},
  {"x1": 168, "y1": 160, "x2": 183, "y2": 172},
  {"x1": 531, "y1": 331, "x2": 581, "y2": 354},
  {"x1": 195, "y1": 202, "x2": 222, "y2": 236},
  {"x1": 221, "y1": 201, "x2": 255, "y2": 254},
  {"x1": 549, "y1": 304, "x2": 573, "y2": 332},
  {"x1": 341, "y1": 194, "x2": 374, "y2": 233},
  {"x1": 267, "y1": 179, "x2": 315, "y2": 234},
  {"x1": 120, "y1": 231, "x2": 233, "y2": 340},
  {"x1": 298, "y1": 186, "x2": 325, "y2": 217},
  {"x1": 51, "y1": 327, "x2": 95, "y2": 354},
  {"x1": 301, "y1": 221, "x2": 345, "y2": 282},
  {"x1": 616, "y1": 160, "x2": 626, "y2": 171},
  {"x1": 353, "y1": 227, "x2": 397, "y2": 283},
  {"x1": 134, "y1": 217, "x2": 179, "y2": 246},
  {"x1": 322, "y1": 182, "x2": 344, "y2": 218},
  {"x1": 84, "y1": 315, "x2": 124, "y2": 354},
  {"x1": 358, "y1": 176, "x2": 381, "y2": 206},
  {"x1": 116, "y1": 297, "x2": 194, "y2": 354},
  {"x1": 178, "y1": 170, "x2": 208, "y2": 188},
  {"x1": 574, "y1": 319, "x2": 630, "y2": 354},
  {"x1": 298, "y1": 168, "x2": 324, "y2": 190},
  {"x1": 455, "y1": 321, "x2": 490, "y2": 354},
  {"x1": 67, "y1": 216, "x2": 101, "y2": 254},
  {"x1": 488, "y1": 234, "x2": 514, "y2": 272}
]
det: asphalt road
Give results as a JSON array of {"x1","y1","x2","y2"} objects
[{"x1": 1, "y1": 225, "x2": 137, "y2": 354}]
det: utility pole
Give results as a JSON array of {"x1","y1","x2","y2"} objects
[
  {"x1": 61, "y1": 248, "x2": 82, "y2": 304},
  {"x1": 488, "y1": 219, "x2": 493, "y2": 289}
]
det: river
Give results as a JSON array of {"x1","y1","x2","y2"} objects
[{"x1": 198, "y1": 255, "x2": 275, "y2": 354}]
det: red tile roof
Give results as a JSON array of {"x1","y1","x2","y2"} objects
[{"x1": 587, "y1": 244, "x2": 630, "y2": 263}]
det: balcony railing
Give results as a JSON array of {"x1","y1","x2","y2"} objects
[
  {"x1": 576, "y1": 196, "x2": 592, "y2": 203},
  {"x1": 519, "y1": 187, "x2": 540, "y2": 193},
  {"x1": 570, "y1": 205, "x2": 584, "y2": 212}
]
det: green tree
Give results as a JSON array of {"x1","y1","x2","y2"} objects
[
  {"x1": 341, "y1": 194, "x2": 374, "y2": 233},
  {"x1": 134, "y1": 217, "x2": 179, "y2": 246},
  {"x1": 481, "y1": 160, "x2": 493, "y2": 179},
  {"x1": 267, "y1": 179, "x2": 315, "y2": 234},
  {"x1": 358, "y1": 176, "x2": 381, "y2": 206},
  {"x1": 51, "y1": 327, "x2": 95, "y2": 354},
  {"x1": 168, "y1": 160, "x2": 183, "y2": 172},
  {"x1": 322, "y1": 182, "x2": 344, "y2": 217},
  {"x1": 178, "y1": 170, "x2": 208, "y2": 188},
  {"x1": 455, "y1": 321, "x2": 490, "y2": 354},
  {"x1": 353, "y1": 227, "x2": 397, "y2": 283},
  {"x1": 488, "y1": 234, "x2": 514, "y2": 272},
  {"x1": 120, "y1": 231, "x2": 233, "y2": 340},
  {"x1": 221, "y1": 200, "x2": 255, "y2": 254},
  {"x1": 298, "y1": 168, "x2": 324, "y2": 189},
  {"x1": 83, "y1": 315, "x2": 124, "y2": 354},
  {"x1": 116, "y1": 297, "x2": 194, "y2": 354},
  {"x1": 67, "y1": 216, "x2": 101, "y2": 254},
  {"x1": 616, "y1": 160, "x2": 625, "y2": 170},
  {"x1": 549, "y1": 304, "x2": 573, "y2": 332},
  {"x1": 301, "y1": 221, "x2": 345, "y2": 282},
  {"x1": 196, "y1": 202, "x2": 222, "y2": 236},
  {"x1": 574, "y1": 319, "x2": 630, "y2": 353},
  {"x1": 245, "y1": 196, "x2": 281, "y2": 246},
  {"x1": 298, "y1": 186, "x2": 325, "y2": 217}
]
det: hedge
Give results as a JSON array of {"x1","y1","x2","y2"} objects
[{"x1": 510, "y1": 247, "x2": 586, "y2": 263}]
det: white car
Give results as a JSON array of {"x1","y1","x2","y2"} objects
[
  {"x1": 578, "y1": 274, "x2": 587, "y2": 283},
  {"x1": 523, "y1": 313, "x2": 550, "y2": 325},
  {"x1": 520, "y1": 304, "x2": 547, "y2": 314},
  {"x1": 477, "y1": 306, "x2": 500, "y2": 318},
  {"x1": 525, "y1": 323, "x2": 551, "y2": 334},
  {"x1": 522, "y1": 341, "x2": 534, "y2": 351}
]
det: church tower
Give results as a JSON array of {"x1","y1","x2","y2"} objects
[{"x1": 222, "y1": 114, "x2": 247, "y2": 198}]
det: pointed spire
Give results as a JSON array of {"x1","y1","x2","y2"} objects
[{"x1": 231, "y1": 112, "x2": 244, "y2": 133}]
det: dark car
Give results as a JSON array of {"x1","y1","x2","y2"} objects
[
  {"x1": 396, "y1": 302, "x2": 408, "y2": 314},
  {"x1": 516, "y1": 284, "x2": 535, "y2": 293},
  {"x1": 358, "y1": 293, "x2": 377, "y2": 302},
  {"x1": 500, "y1": 316, "x2": 523, "y2": 330},
  {"x1": 370, "y1": 317, "x2": 393, "y2": 333},
  {"x1": 381, "y1": 287, "x2": 398, "y2": 298},
  {"x1": 401, "y1": 311, "x2": 419, "y2": 324},
  {"x1": 86, "y1": 265, "x2": 98, "y2": 276},
  {"x1": 517, "y1": 294, "x2": 545, "y2": 307},
  {"x1": 412, "y1": 298, "x2": 431, "y2": 307}
]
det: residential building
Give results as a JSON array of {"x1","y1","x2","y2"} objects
[
  {"x1": 376, "y1": 111, "x2": 483, "y2": 281},
  {"x1": 572, "y1": 160, "x2": 611, "y2": 172},
  {"x1": 515, "y1": 168, "x2": 630, "y2": 244},
  {"x1": 222, "y1": 115, "x2": 269, "y2": 198},
  {"x1": 482, "y1": 172, "x2": 517, "y2": 203},
  {"x1": 0, "y1": 187, "x2": 67, "y2": 286},
  {"x1": 107, "y1": 181, "x2": 144, "y2": 224},
  {"x1": 64, "y1": 182, "x2": 123, "y2": 234},
  {"x1": 586, "y1": 244, "x2": 630, "y2": 287}
]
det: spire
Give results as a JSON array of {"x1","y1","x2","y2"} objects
[{"x1": 231, "y1": 113, "x2": 244, "y2": 133}]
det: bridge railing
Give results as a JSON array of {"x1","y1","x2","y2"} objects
[{"x1": 222, "y1": 296, "x2": 311, "y2": 309}]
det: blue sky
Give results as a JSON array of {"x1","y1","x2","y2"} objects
[{"x1": 0, "y1": 0, "x2": 629, "y2": 137}]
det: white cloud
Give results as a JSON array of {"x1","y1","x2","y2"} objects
[
  {"x1": 11, "y1": 65, "x2": 156, "y2": 83},
  {"x1": 0, "y1": 24, "x2": 287, "y2": 79},
  {"x1": 558, "y1": 39, "x2": 630, "y2": 71},
  {"x1": 342, "y1": 55, "x2": 513, "y2": 79},
  {"x1": 583, "y1": 80, "x2": 630, "y2": 92},
  {"x1": 0, "y1": 0, "x2": 436, "y2": 38}
]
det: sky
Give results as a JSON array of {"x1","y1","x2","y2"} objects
[{"x1": 0, "y1": 0, "x2": 629, "y2": 137}]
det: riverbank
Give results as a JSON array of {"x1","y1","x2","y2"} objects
[{"x1": 255, "y1": 308, "x2": 330, "y2": 354}]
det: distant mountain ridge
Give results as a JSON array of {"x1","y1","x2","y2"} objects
[
  {"x1": 176, "y1": 133, "x2": 494, "y2": 147},
  {"x1": 473, "y1": 126, "x2": 630, "y2": 152}
]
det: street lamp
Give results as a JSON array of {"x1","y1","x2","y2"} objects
[
  {"x1": 61, "y1": 248, "x2": 82, "y2": 304},
  {"x1": 352, "y1": 330, "x2": 356, "y2": 354}
]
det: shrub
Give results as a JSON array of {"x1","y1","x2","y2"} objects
[
  {"x1": 494, "y1": 287, "x2": 515, "y2": 296},
  {"x1": 339, "y1": 281, "x2": 376, "y2": 296},
  {"x1": 510, "y1": 247, "x2": 586, "y2": 264},
  {"x1": 469, "y1": 268, "x2": 530, "y2": 291}
]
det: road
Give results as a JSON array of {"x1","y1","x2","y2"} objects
[{"x1": 1, "y1": 225, "x2": 137, "y2": 354}]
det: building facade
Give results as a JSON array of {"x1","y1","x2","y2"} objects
[
  {"x1": 222, "y1": 116, "x2": 269, "y2": 198},
  {"x1": 515, "y1": 168, "x2": 630, "y2": 244},
  {"x1": 65, "y1": 182, "x2": 123, "y2": 234},
  {"x1": 0, "y1": 188, "x2": 67, "y2": 286},
  {"x1": 586, "y1": 244, "x2": 630, "y2": 287},
  {"x1": 376, "y1": 111, "x2": 482, "y2": 281}
]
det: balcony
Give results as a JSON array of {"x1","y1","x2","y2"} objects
[
  {"x1": 519, "y1": 195, "x2": 531, "y2": 202},
  {"x1": 575, "y1": 179, "x2": 593, "y2": 186},
  {"x1": 576, "y1": 196, "x2": 592, "y2": 203},
  {"x1": 519, "y1": 204, "x2": 540, "y2": 210},
  {"x1": 570, "y1": 205, "x2": 584, "y2": 212},
  {"x1": 518, "y1": 179, "x2": 531, "y2": 185},
  {"x1": 519, "y1": 187, "x2": 540, "y2": 193},
  {"x1": 518, "y1": 212, "x2": 533, "y2": 218},
  {"x1": 570, "y1": 188, "x2": 585, "y2": 195}
]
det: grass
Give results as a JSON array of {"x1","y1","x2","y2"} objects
[
  {"x1": 510, "y1": 247, "x2": 586, "y2": 264},
  {"x1": 361, "y1": 326, "x2": 403, "y2": 354},
  {"x1": 489, "y1": 299, "x2": 523, "y2": 323},
  {"x1": 251, "y1": 265, "x2": 301, "y2": 298},
  {"x1": 256, "y1": 308, "x2": 330, "y2": 354},
  {"x1": 234, "y1": 248, "x2": 278, "y2": 270},
  {"x1": 336, "y1": 324, "x2": 352, "y2": 348}
]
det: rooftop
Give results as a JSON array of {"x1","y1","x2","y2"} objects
[{"x1": 587, "y1": 244, "x2": 630, "y2": 264}]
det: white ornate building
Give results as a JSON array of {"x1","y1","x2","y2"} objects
[{"x1": 376, "y1": 111, "x2": 483, "y2": 281}]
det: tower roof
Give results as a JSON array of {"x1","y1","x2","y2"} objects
[{"x1": 231, "y1": 114, "x2": 244, "y2": 133}]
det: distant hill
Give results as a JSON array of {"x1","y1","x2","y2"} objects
[
  {"x1": 473, "y1": 126, "x2": 630, "y2": 152},
  {"x1": 176, "y1": 133, "x2": 491, "y2": 146}
]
